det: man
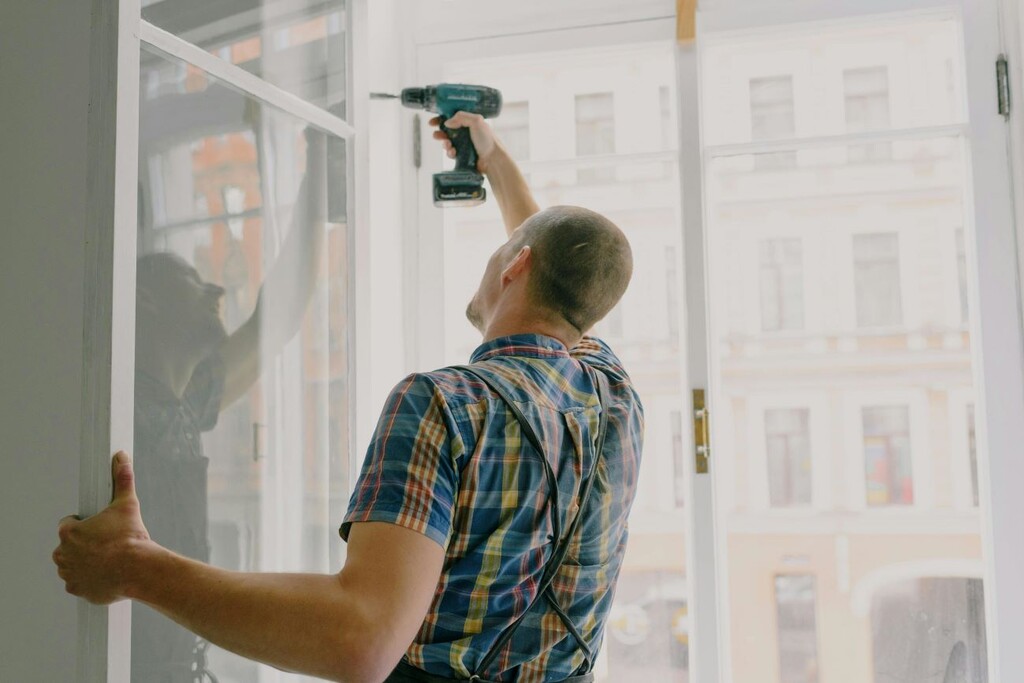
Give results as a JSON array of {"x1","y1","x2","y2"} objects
[
  {"x1": 54, "y1": 112, "x2": 643, "y2": 683},
  {"x1": 130, "y1": 129, "x2": 327, "y2": 681}
]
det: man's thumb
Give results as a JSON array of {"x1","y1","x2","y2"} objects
[{"x1": 111, "y1": 451, "x2": 137, "y2": 502}]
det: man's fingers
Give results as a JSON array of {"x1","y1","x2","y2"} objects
[
  {"x1": 444, "y1": 111, "x2": 483, "y2": 130},
  {"x1": 57, "y1": 515, "x2": 80, "y2": 542},
  {"x1": 110, "y1": 451, "x2": 138, "y2": 503}
]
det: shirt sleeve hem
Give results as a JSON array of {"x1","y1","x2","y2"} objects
[{"x1": 339, "y1": 510, "x2": 450, "y2": 550}]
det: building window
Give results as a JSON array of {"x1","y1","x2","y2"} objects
[
  {"x1": 750, "y1": 76, "x2": 796, "y2": 169},
  {"x1": 844, "y1": 66, "x2": 891, "y2": 162},
  {"x1": 956, "y1": 228, "x2": 969, "y2": 324},
  {"x1": 575, "y1": 92, "x2": 615, "y2": 184},
  {"x1": 862, "y1": 405, "x2": 913, "y2": 506},
  {"x1": 760, "y1": 239, "x2": 805, "y2": 332},
  {"x1": 666, "y1": 245, "x2": 680, "y2": 344},
  {"x1": 494, "y1": 100, "x2": 530, "y2": 162},
  {"x1": 853, "y1": 233, "x2": 903, "y2": 328},
  {"x1": 775, "y1": 575, "x2": 820, "y2": 683},
  {"x1": 967, "y1": 403, "x2": 979, "y2": 508},
  {"x1": 660, "y1": 85, "x2": 675, "y2": 150},
  {"x1": 765, "y1": 409, "x2": 812, "y2": 507},
  {"x1": 671, "y1": 410, "x2": 686, "y2": 509}
]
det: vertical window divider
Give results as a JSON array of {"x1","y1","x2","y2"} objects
[{"x1": 83, "y1": 0, "x2": 142, "y2": 680}]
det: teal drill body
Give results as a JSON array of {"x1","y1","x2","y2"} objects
[{"x1": 400, "y1": 84, "x2": 503, "y2": 207}]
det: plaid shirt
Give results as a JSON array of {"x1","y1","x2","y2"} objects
[{"x1": 341, "y1": 334, "x2": 644, "y2": 683}]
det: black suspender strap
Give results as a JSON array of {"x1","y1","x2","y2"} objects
[{"x1": 459, "y1": 366, "x2": 610, "y2": 681}]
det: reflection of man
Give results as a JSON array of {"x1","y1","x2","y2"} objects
[
  {"x1": 129, "y1": 129, "x2": 327, "y2": 682},
  {"x1": 55, "y1": 114, "x2": 643, "y2": 683}
]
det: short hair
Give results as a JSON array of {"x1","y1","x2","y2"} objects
[{"x1": 514, "y1": 206, "x2": 633, "y2": 333}]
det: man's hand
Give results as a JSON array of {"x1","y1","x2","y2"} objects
[
  {"x1": 430, "y1": 111, "x2": 501, "y2": 174},
  {"x1": 431, "y1": 111, "x2": 540, "y2": 236},
  {"x1": 53, "y1": 451, "x2": 152, "y2": 605}
]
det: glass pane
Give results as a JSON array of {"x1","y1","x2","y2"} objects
[
  {"x1": 870, "y1": 578, "x2": 987, "y2": 683},
  {"x1": 703, "y1": 16, "x2": 987, "y2": 681},
  {"x1": 439, "y1": 44, "x2": 687, "y2": 682},
  {"x1": 135, "y1": 45, "x2": 351, "y2": 682},
  {"x1": 702, "y1": 16, "x2": 965, "y2": 146},
  {"x1": 142, "y1": 0, "x2": 347, "y2": 114}
]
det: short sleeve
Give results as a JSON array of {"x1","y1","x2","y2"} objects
[
  {"x1": 340, "y1": 374, "x2": 459, "y2": 549},
  {"x1": 184, "y1": 354, "x2": 226, "y2": 432},
  {"x1": 570, "y1": 336, "x2": 630, "y2": 382}
]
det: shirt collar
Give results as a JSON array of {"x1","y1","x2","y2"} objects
[{"x1": 470, "y1": 334, "x2": 570, "y2": 363}]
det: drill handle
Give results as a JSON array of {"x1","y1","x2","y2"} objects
[{"x1": 440, "y1": 117, "x2": 480, "y2": 174}]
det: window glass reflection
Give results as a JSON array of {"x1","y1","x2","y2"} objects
[
  {"x1": 142, "y1": 0, "x2": 347, "y2": 114},
  {"x1": 135, "y1": 46, "x2": 349, "y2": 682}
]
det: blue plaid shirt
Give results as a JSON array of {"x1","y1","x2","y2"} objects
[{"x1": 341, "y1": 334, "x2": 644, "y2": 682}]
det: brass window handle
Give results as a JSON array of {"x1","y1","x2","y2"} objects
[{"x1": 693, "y1": 390, "x2": 710, "y2": 474}]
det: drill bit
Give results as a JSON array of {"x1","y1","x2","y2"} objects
[{"x1": 370, "y1": 92, "x2": 400, "y2": 100}]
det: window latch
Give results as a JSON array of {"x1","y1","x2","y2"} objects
[
  {"x1": 693, "y1": 389, "x2": 710, "y2": 474},
  {"x1": 997, "y1": 54, "x2": 1011, "y2": 119}
]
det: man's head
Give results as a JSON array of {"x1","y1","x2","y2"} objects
[
  {"x1": 136, "y1": 252, "x2": 228, "y2": 360},
  {"x1": 467, "y1": 206, "x2": 633, "y2": 341}
]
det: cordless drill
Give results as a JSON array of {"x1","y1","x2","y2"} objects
[{"x1": 401, "y1": 84, "x2": 503, "y2": 207}]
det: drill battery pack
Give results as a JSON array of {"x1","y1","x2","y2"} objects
[{"x1": 433, "y1": 171, "x2": 487, "y2": 207}]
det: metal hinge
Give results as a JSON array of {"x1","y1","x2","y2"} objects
[
  {"x1": 413, "y1": 113, "x2": 423, "y2": 168},
  {"x1": 998, "y1": 54, "x2": 1011, "y2": 119},
  {"x1": 693, "y1": 389, "x2": 710, "y2": 474}
]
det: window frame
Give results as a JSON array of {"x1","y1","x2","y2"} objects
[
  {"x1": 406, "y1": 1, "x2": 1024, "y2": 682},
  {"x1": 697, "y1": 2, "x2": 1024, "y2": 681},
  {"x1": 84, "y1": 0, "x2": 369, "y2": 679}
]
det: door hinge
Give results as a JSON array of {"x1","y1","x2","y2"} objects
[
  {"x1": 998, "y1": 54, "x2": 1011, "y2": 119},
  {"x1": 413, "y1": 113, "x2": 423, "y2": 168},
  {"x1": 693, "y1": 389, "x2": 710, "y2": 474}
]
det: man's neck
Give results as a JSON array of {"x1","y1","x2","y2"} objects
[{"x1": 482, "y1": 318, "x2": 581, "y2": 350}]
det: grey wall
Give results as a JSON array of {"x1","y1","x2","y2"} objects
[{"x1": 0, "y1": 1, "x2": 93, "y2": 679}]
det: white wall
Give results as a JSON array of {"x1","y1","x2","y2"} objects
[{"x1": 0, "y1": 1, "x2": 93, "y2": 680}]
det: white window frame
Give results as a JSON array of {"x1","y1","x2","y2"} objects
[
  {"x1": 696, "y1": 2, "x2": 1024, "y2": 682},
  {"x1": 82, "y1": 0, "x2": 369, "y2": 679}
]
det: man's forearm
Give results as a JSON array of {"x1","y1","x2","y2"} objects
[
  {"x1": 127, "y1": 544, "x2": 383, "y2": 683},
  {"x1": 485, "y1": 145, "x2": 540, "y2": 237}
]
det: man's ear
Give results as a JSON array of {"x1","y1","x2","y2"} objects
[{"x1": 500, "y1": 246, "x2": 531, "y2": 287}]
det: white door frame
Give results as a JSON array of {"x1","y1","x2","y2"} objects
[{"x1": 694, "y1": 1, "x2": 1024, "y2": 682}]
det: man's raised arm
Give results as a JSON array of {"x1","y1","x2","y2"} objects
[{"x1": 432, "y1": 111, "x2": 539, "y2": 237}]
